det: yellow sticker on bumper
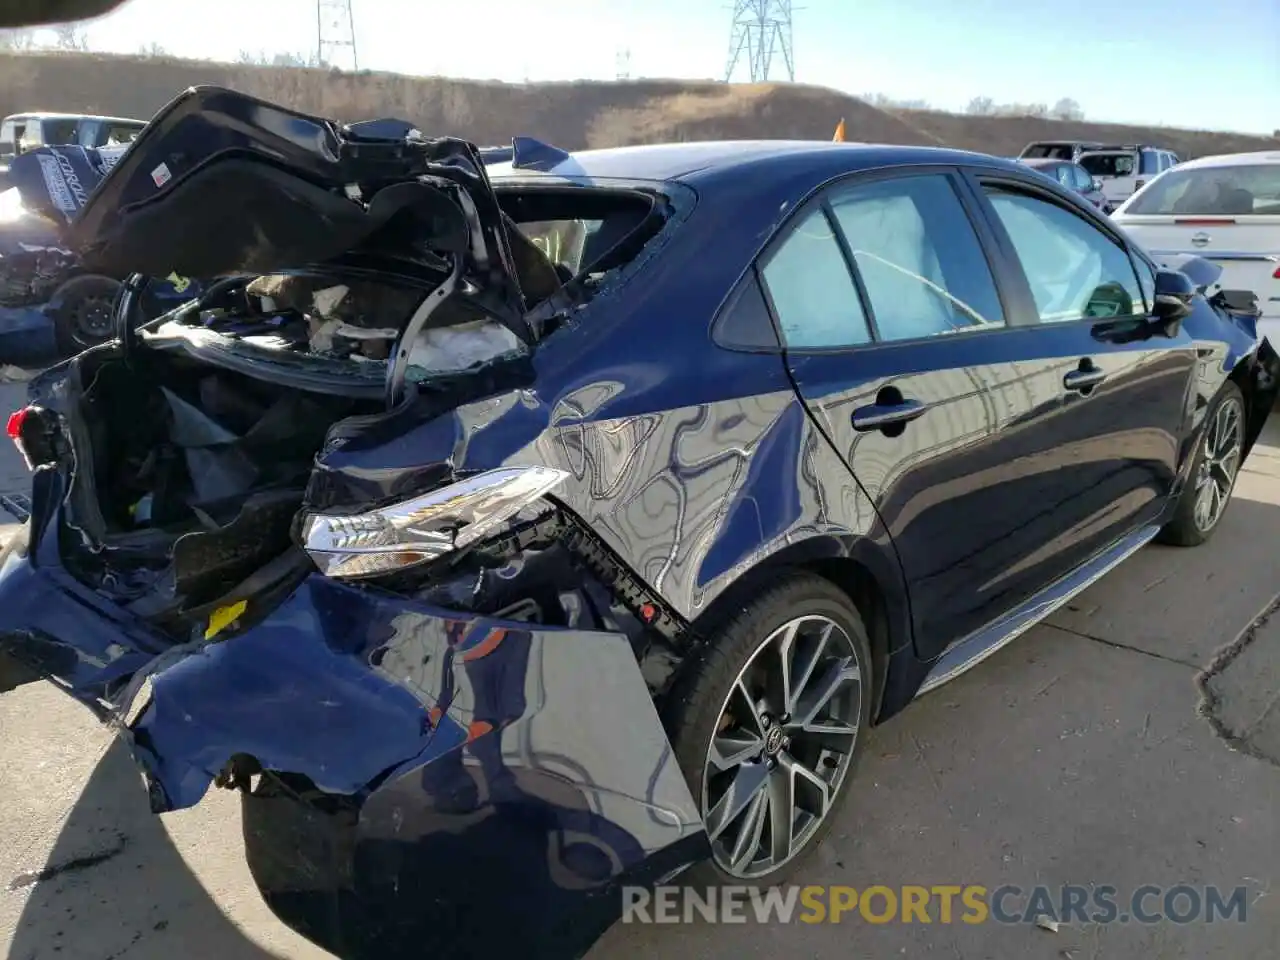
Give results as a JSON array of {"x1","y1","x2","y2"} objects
[{"x1": 205, "y1": 600, "x2": 247, "y2": 640}]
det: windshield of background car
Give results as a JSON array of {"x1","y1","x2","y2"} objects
[
  {"x1": 1079, "y1": 152, "x2": 1137, "y2": 177},
  {"x1": 1123, "y1": 164, "x2": 1280, "y2": 216},
  {"x1": 1023, "y1": 143, "x2": 1074, "y2": 159},
  {"x1": 40, "y1": 119, "x2": 79, "y2": 145}
]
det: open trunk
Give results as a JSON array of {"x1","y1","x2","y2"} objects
[
  {"x1": 38, "y1": 348, "x2": 373, "y2": 633},
  {"x1": 10, "y1": 85, "x2": 672, "y2": 641}
]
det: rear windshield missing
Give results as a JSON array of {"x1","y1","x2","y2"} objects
[
  {"x1": 1079, "y1": 152, "x2": 1136, "y2": 177},
  {"x1": 1124, "y1": 164, "x2": 1280, "y2": 216}
]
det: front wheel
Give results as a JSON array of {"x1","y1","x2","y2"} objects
[
  {"x1": 1159, "y1": 382, "x2": 1246, "y2": 546},
  {"x1": 665, "y1": 573, "x2": 872, "y2": 887}
]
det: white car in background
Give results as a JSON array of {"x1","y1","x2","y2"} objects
[
  {"x1": 1113, "y1": 151, "x2": 1280, "y2": 345},
  {"x1": 1077, "y1": 145, "x2": 1180, "y2": 210}
]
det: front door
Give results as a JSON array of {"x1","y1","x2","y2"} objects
[{"x1": 960, "y1": 172, "x2": 1195, "y2": 585}]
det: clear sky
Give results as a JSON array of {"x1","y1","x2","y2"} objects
[{"x1": 46, "y1": 0, "x2": 1280, "y2": 135}]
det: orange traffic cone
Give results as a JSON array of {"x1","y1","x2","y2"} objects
[{"x1": 832, "y1": 119, "x2": 847, "y2": 142}]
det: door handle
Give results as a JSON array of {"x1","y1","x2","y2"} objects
[
  {"x1": 851, "y1": 398, "x2": 928, "y2": 432},
  {"x1": 1063, "y1": 366, "x2": 1107, "y2": 393}
]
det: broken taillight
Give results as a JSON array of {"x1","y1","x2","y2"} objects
[
  {"x1": 300, "y1": 466, "x2": 570, "y2": 579},
  {"x1": 7, "y1": 407, "x2": 32, "y2": 470}
]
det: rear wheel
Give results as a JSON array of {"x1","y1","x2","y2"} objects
[
  {"x1": 1159, "y1": 382, "x2": 1246, "y2": 546},
  {"x1": 665, "y1": 573, "x2": 872, "y2": 886},
  {"x1": 51, "y1": 274, "x2": 120, "y2": 354}
]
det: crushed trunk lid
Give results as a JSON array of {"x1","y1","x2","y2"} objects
[{"x1": 58, "y1": 85, "x2": 535, "y2": 351}]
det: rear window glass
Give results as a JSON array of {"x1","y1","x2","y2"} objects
[
  {"x1": 1139, "y1": 151, "x2": 1162, "y2": 175},
  {"x1": 1023, "y1": 144, "x2": 1075, "y2": 160},
  {"x1": 1079, "y1": 153, "x2": 1137, "y2": 177},
  {"x1": 40, "y1": 120, "x2": 79, "y2": 145},
  {"x1": 1123, "y1": 164, "x2": 1280, "y2": 216}
]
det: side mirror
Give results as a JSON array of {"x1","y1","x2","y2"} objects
[{"x1": 1152, "y1": 268, "x2": 1195, "y2": 330}]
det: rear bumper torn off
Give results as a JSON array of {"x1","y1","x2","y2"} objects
[{"x1": 0, "y1": 561, "x2": 708, "y2": 958}]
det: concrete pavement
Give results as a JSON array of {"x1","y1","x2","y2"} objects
[{"x1": 0, "y1": 377, "x2": 1276, "y2": 960}]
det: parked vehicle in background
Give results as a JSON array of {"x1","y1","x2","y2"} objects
[
  {"x1": 1018, "y1": 140, "x2": 1105, "y2": 161},
  {"x1": 0, "y1": 87, "x2": 1276, "y2": 960},
  {"x1": 1078, "y1": 145, "x2": 1179, "y2": 209},
  {"x1": 0, "y1": 141, "x2": 198, "y2": 354},
  {"x1": 1114, "y1": 151, "x2": 1280, "y2": 346},
  {"x1": 0, "y1": 112, "x2": 147, "y2": 161},
  {"x1": 1019, "y1": 157, "x2": 1113, "y2": 212}
]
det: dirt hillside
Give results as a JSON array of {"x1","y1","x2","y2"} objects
[{"x1": 0, "y1": 51, "x2": 1275, "y2": 159}]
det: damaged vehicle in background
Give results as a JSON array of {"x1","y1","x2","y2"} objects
[
  {"x1": 0, "y1": 86, "x2": 1277, "y2": 960},
  {"x1": 0, "y1": 141, "x2": 200, "y2": 356}
]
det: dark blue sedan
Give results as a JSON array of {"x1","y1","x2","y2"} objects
[{"x1": 0, "y1": 87, "x2": 1276, "y2": 960}]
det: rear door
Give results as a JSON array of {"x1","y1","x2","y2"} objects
[
  {"x1": 962, "y1": 170, "x2": 1195, "y2": 580},
  {"x1": 763, "y1": 167, "x2": 1101, "y2": 658},
  {"x1": 1115, "y1": 160, "x2": 1280, "y2": 332}
]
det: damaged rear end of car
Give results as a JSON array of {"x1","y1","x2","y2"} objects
[{"x1": 0, "y1": 86, "x2": 708, "y2": 960}]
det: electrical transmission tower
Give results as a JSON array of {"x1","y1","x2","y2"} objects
[
  {"x1": 616, "y1": 47, "x2": 632, "y2": 80},
  {"x1": 316, "y1": 0, "x2": 358, "y2": 71},
  {"x1": 724, "y1": 0, "x2": 795, "y2": 83}
]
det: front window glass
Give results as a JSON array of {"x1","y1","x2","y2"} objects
[{"x1": 985, "y1": 188, "x2": 1144, "y2": 322}]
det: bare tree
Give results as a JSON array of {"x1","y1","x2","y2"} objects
[
  {"x1": 138, "y1": 41, "x2": 169, "y2": 57},
  {"x1": 1050, "y1": 97, "x2": 1085, "y2": 121},
  {"x1": 52, "y1": 22, "x2": 90, "y2": 51},
  {"x1": 270, "y1": 51, "x2": 319, "y2": 67},
  {"x1": 966, "y1": 96, "x2": 996, "y2": 116},
  {"x1": 994, "y1": 102, "x2": 1049, "y2": 118},
  {"x1": 860, "y1": 92, "x2": 931, "y2": 111},
  {"x1": 236, "y1": 47, "x2": 324, "y2": 68},
  {"x1": 0, "y1": 27, "x2": 37, "y2": 50}
]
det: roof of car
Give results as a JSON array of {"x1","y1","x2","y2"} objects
[
  {"x1": 486, "y1": 140, "x2": 1017, "y2": 186},
  {"x1": 1020, "y1": 157, "x2": 1070, "y2": 168},
  {"x1": 1171, "y1": 150, "x2": 1280, "y2": 170}
]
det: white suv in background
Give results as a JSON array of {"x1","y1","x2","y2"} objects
[
  {"x1": 1078, "y1": 145, "x2": 1180, "y2": 209},
  {"x1": 1113, "y1": 151, "x2": 1280, "y2": 345}
]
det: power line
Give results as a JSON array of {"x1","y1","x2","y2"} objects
[
  {"x1": 316, "y1": 0, "x2": 358, "y2": 71},
  {"x1": 724, "y1": 0, "x2": 795, "y2": 83}
]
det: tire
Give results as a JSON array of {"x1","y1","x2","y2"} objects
[
  {"x1": 50, "y1": 274, "x2": 121, "y2": 354},
  {"x1": 664, "y1": 572, "x2": 873, "y2": 888},
  {"x1": 1158, "y1": 382, "x2": 1246, "y2": 547}
]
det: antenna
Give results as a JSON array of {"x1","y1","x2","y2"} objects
[
  {"x1": 316, "y1": 0, "x2": 358, "y2": 71},
  {"x1": 724, "y1": 0, "x2": 795, "y2": 83}
]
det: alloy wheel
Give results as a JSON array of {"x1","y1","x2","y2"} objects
[
  {"x1": 700, "y1": 614, "x2": 862, "y2": 880},
  {"x1": 1193, "y1": 396, "x2": 1243, "y2": 533}
]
